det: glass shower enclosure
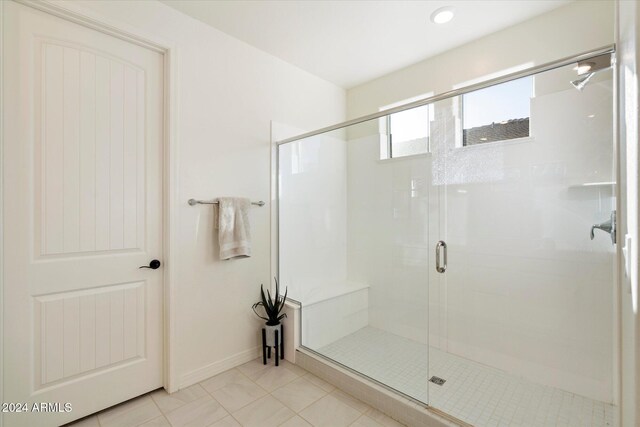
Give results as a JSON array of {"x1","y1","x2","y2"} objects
[{"x1": 276, "y1": 47, "x2": 617, "y2": 427}]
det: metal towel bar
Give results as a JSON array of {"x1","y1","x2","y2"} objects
[{"x1": 188, "y1": 198, "x2": 265, "y2": 207}]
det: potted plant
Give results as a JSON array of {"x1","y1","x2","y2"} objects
[{"x1": 252, "y1": 279, "x2": 287, "y2": 363}]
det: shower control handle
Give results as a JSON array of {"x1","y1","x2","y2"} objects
[
  {"x1": 435, "y1": 241, "x2": 447, "y2": 273},
  {"x1": 590, "y1": 210, "x2": 616, "y2": 245}
]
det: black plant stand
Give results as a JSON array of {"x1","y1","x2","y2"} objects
[{"x1": 261, "y1": 324, "x2": 284, "y2": 366}]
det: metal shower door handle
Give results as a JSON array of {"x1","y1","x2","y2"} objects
[{"x1": 436, "y1": 241, "x2": 447, "y2": 273}]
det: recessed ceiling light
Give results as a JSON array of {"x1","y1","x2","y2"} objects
[{"x1": 431, "y1": 7, "x2": 455, "y2": 24}]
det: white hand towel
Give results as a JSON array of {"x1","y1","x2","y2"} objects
[{"x1": 216, "y1": 197, "x2": 252, "y2": 260}]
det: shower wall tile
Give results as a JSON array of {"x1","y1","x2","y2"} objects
[
  {"x1": 346, "y1": 136, "x2": 431, "y2": 346},
  {"x1": 279, "y1": 132, "x2": 349, "y2": 300}
]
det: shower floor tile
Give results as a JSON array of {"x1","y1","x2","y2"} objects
[{"x1": 318, "y1": 327, "x2": 616, "y2": 427}]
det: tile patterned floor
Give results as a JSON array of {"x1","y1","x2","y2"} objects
[
  {"x1": 319, "y1": 327, "x2": 616, "y2": 427},
  {"x1": 66, "y1": 358, "x2": 404, "y2": 427}
]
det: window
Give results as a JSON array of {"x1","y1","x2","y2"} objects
[
  {"x1": 377, "y1": 77, "x2": 532, "y2": 158},
  {"x1": 461, "y1": 76, "x2": 533, "y2": 146},
  {"x1": 380, "y1": 94, "x2": 433, "y2": 160}
]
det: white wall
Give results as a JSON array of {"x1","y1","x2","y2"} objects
[
  {"x1": 347, "y1": 1, "x2": 614, "y2": 119},
  {"x1": 67, "y1": 0, "x2": 346, "y2": 389},
  {"x1": 616, "y1": 1, "x2": 640, "y2": 426}
]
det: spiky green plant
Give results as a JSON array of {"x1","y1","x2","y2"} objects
[{"x1": 252, "y1": 278, "x2": 288, "y2": 326}]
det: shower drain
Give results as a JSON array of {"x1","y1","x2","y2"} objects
[{"x1": 429, "y1": 376, "x2": 446, "y2": 386}]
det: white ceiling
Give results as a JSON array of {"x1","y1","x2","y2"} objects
[{"x1": 160, "y1": 0, "x2": 570, "y2": 89}]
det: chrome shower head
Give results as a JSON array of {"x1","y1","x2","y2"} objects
[
  {"x1": 570, "y1": 53, "x2": 612, "y2": 91},
  {"x1": 570, "y1": 72, "x2": 595, "y2": 91}
]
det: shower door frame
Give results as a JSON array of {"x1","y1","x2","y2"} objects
[{"x1": 273, "y1": 44, "x2": 620, "y2": 417}]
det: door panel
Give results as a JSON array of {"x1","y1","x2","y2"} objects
[
  {"x1": 3, "y1": 2, "x2": 164, "y2": 425},
  {"x1": 34, "y1": 282, "x2": 146, "y2": 387},
  {"x1": 36, "y1": 42, "x2": 146, "y2": 257}
]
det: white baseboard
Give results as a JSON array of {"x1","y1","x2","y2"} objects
[{"x1": 179, "y1": 346, "x2": 262, "y2": 389}]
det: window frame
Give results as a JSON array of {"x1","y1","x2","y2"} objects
[{"x1": 379, "y1": 94, "x2": 433, "y2": 160}]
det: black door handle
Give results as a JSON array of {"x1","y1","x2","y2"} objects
[{"x1": 139, "y1": 259, "x2": 161, "y2": 270}]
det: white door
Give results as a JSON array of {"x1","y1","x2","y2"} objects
[{"x1": 3, "y1": 2, "x2": 164, "y2": 425}]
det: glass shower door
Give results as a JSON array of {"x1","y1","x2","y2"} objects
[
  {"x1": 427, "y1": 62, "x2": 616, "y2": 426},
  {"x1": 278, "y1": 114, "x2": 432, "y2": 405}
]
